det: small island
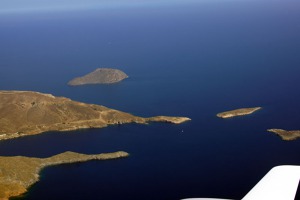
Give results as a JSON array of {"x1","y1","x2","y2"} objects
[
  {"x1": 0, "y1": 151, "x2": 129, "y2": 200},
  {"x1": 0, "y1": 91, "x2": 191, "y2": 140},
  {"x1": 267, "y1": 129, "x2": 300, "y2": 141},
  {"x1": 217, "y1": 107, "x2": 261, "y2": 118},
  {"x1": 68, "y1": 68, "x2": 128, "y2": 86}
]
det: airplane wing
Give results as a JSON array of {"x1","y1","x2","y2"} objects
[
  {"x1": 182, "y1": 165, "x2": 300, "y2": 200},
  {"x1": 242, "y1": 165, "x2": 300, "y2": 200}
]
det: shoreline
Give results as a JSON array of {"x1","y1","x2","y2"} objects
[
  {"x1": 0, "y1": 151, "x2": 129, "y2": 200},
  {"x1": 0, "y1": 90, "x2": 191, "y2": 141}
]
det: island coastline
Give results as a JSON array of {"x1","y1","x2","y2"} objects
[
  {"x1": 0, "y1": 90, "x2": 191, "y2": 141},
  {"x1": 0, "y1": 151, "x2": 129, "y2": 200},
  {"x1": 267, "y1": 129, "x2": 300, "y2": 141},
  {"x1": 68, "y1": 68, "x2": 129, "y2": 86},
  {"x1": 217, "y1": 107, "x2": 262, "y2": 118}
]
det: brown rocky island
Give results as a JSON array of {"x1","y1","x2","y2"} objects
[
  {"x1": 267, "y1": 129, "x2": 300, "y2": 141},
  {"x1": 0, "y1": 90, "x2": 190, "y2": 141},
  {"x1": 0, "y1": 90, "x2": 190, "y2": 199},
  {"x1": 217, "y1": 107, "x2": 261, "y2": 118},
  {"x1": 68, "y1": 68, "x2": 128, "y2": 86},
  {"x1": 0, "y1": 151, "x2": 129, "y2": 200}
]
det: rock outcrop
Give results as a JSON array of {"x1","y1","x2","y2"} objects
[
  {"x1": 0, "y1": 151, "x2": 129, "y2": 200},
  {"x1": 0, "y1": 91, "x2": 191, "y2": 140},
  {"x1": 217, "y1": 107, "x2": 261, "y2": 118},
  {"x1": 68, "y1": 68, "x2": 128, "y2": 86},
  {"x1": 267, "y1": 129, "x2": 300, "y2": 141}
]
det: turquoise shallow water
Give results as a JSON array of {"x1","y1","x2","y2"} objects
[{"x1": 1, "y1": 1, "x2": 300, "y2": 199}]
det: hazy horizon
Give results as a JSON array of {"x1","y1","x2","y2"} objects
[{"x1": 0, "y1": 0, "x2": 203, "y2": 14}]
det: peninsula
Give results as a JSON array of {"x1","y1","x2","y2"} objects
[
  {"x1": 0, "y1": 91, "x2": 190, "y2": 140},
  {"x1": 0, "y1": 151, "x2": 129, "y2": 200},
  {"x1": 68, "y1": 68, "x2": 128, "y2": 86},
  {"x1": 217, "y1": 107, "x2": 261, "y2": 118},
  {"x1": 267, "y1": 129, "x2": 300, "y2": 141}
]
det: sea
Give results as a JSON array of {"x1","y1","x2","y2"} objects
[{"x1": 1, "y1": 0, "x2": 300, "y2": 199}]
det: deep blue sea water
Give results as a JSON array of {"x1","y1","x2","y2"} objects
[{"x1": 1, "y1": 1, "x2": 300, "y2": 199}]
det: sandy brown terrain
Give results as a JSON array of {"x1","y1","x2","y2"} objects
[
  {"x1": 0, "y1": 90, "x2": 190, "y2": 141},
  {"x1": 68, "y1": 68, "x2": 128, "y2": 85},
  {"x1": 267, "y1": 129, "x2": 300, "y2": 141},
  {"x1": 217, "y1": 107, "x2": 261, "y2": 118},
  {"x1": 0, "y1": 151, "x2": 129, "y2": 200}
]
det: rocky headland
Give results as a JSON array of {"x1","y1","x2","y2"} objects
[
  {"x1": 217, "y1": 107, "x2": 261, "y2": 118},
  {"x1": 0, "y1": 151, "x2": 129, "y2": 200},
  {"x1": 267, "y1": 129, "x2": 300, "y2": 141},
  {"x1": 68, "y1": 68, "x2": 128, "y2": 86},
  {"x1": 0, "y1": 90, "x2": 190, "y2": 141}
]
